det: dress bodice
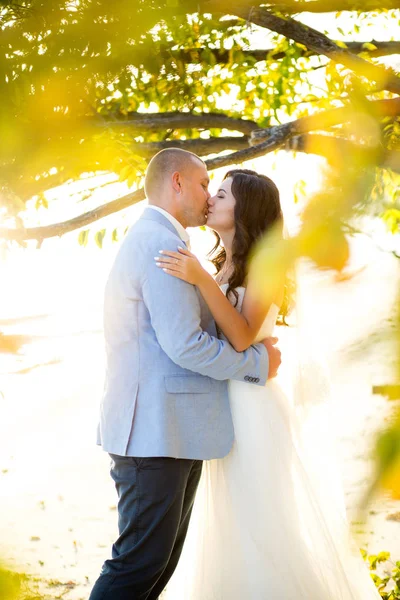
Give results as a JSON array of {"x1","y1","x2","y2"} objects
[{"x1": 219, "y1": 284, "x2": 280, "y2": 341}]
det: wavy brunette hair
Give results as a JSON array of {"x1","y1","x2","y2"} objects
[{"x1": 208, "y1": 169, "x2": 283, "y2": 306}]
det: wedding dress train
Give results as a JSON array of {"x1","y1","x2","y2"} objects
[{"x1": 164, "y1": 285, "x2": 380, "y2": 599}]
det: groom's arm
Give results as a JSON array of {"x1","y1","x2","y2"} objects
[{"x1": 142, "y1": 235, "x2": 269, "y2": 385}]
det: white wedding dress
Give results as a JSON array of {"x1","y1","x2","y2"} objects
[{"x1": 164, "y1": 285, "x2": 381, "y2": 600}]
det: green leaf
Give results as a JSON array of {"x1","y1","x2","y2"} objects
[
  {"x1": 78, "y1": 229, "x2": 89, "y2": 247},
  {"x1": 127, "y1": 171, "x2": 138, "y2": 188},
  {"x1": 35, "y1": 193, "x2": 49, "y2": 210},
  {"x1": 377, "y1": 551, "x2": 391, "y2": 563},
  {"x1": 119, "y1": 165, "x2": 131, "y2": 183},
  {"x1": 94, "y1": 229, "x2": 106, "y2": 249},
  {"x1": 362, "y1": 42, "x2": 378, "y2": 51}
]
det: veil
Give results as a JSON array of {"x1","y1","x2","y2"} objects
[
  {"x1": 291, "y1": 258, "x2": 348, "y2": 525},
  {"x1": 283, "y1": 258, "x2": 380, "y2": 597},
  {"x1": 280, "y1": 224, "x2": 350, "y2": 528}
]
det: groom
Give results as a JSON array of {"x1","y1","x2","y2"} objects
[{"x1": 89, "y1": 148, "x2": 281, "y2": 600}]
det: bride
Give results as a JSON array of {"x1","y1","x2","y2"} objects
[{"x1": 155, "y1": 168, "x2": 380, "y2": 599}]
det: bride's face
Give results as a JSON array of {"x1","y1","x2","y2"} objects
[{"x1": 206, "y1": 177, "x2": 236, "y2": 235}]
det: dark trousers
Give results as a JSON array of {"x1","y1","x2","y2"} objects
[{"x1": 88, "y1": 455, "x2": 203, "y2": 600}]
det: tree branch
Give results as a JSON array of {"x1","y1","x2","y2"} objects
[
  {"x1": 132, "y1": 136, "x2": 249, "y2": 157},
  {"x1": 201, "y1": 0, "x2": 400, "y2": 14},
  {"x1": 225, "y1": 5, "x2": 400, "y2": 95},
  {"x1": 0, "y1": 188, "x2": 145, "y2": 243},
  {"x1": 35, "y1": 112, "x2": 259, "y2": 140},
  {"x1": 287, "y1": 134, "x2": 400, "y2": 174},
  {"x1": 325, "y1": 40, "x2": 400, "y2": 59},
  {"x1": 175, "y1": 41, "x2": 400, "y2": 65},
  {"x1": 268, "y1": 0, "x2": 400, "y2": 13},
  {"x1": 250, "y1": 97, "x2": 400, "y2": 143},
  {"x1": 88, "y1": 112, "x2": 259, "y2": 136}
]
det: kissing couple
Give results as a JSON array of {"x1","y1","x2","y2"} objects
[{"x1": 89, "y1": 149, "x2": 380, "y2": 599}]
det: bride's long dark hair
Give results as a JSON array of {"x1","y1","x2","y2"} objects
[{"x1": 208, "y1": 169, "x2": 283, "y2": 306}]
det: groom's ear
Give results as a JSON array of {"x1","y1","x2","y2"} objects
[{"x1": 172, "y1": 171, "x2": 182, "y2": 195}]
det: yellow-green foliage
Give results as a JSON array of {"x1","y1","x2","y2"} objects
[
  {"x1": 0, "y1": 565, "x2": 22, "y2": 600},
  {"x1": 362, "y1": 550, "x2": 400, "y2": 599}
]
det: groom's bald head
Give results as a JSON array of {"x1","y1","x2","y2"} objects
[
  {"x1": 144, "y1": 147, "x2": 210, "y2": 228},
  {"x1": 144, "y1": 148, "x2": 205, "y2": 200}
]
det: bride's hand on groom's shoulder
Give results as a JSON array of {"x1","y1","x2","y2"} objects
[
  {"x1": 155, "y1": 247, "x2": 208, "y2": 286},
  {"x1": 261, "y1": 337, "x2": 281, "y2": 379}
]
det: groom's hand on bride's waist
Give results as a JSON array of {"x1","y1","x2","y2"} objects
[{"x1": 261, "y1": 337, "x2": 281, "y2": 379}]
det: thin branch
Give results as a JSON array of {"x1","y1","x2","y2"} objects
[
  {"x1": 132, "y1": 136, "x2": 249, "y2": 157},
  {"x1": 250, "y1": 97, "x2": 400, "y2": 143},
  {"x1": 201, "y1": 0, "x2": 400, "y2": 14},
  {"x1": 87, "y1": 112, "x2": 259, "y2": 136},
  {"x1": 287, "y1": 133, "x2": 400, "y2": 174},
  {"x1": 174, "y1": 41, "x2": 400, "y2": 64},
  {"x1": 224, "y1": 4, "x2": 400, "y2": 95},
  {"x1": 0, "y1": 188, "x2": 145, "y2": 243},
  {"x1": 268, "y1": 0, "x2": 400, "y2": 13},
  {"x1": 205, "y1": 135, "x2": 290, "y2": 170},
  {"x1": 34, "y1": 112, "x2": 258, "y2": 140}
]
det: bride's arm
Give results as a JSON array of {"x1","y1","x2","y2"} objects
[{"x1": 155, "y1": 247, "x2": 282, "y2": 352}]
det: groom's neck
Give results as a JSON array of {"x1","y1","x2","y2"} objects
[{"x1": 148, "y1": 202, "x2": 186, "y2": 228}]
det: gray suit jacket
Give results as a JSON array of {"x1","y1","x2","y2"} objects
[{"x1": 96, "y1": 207, "x2": 269, "y2": 459}]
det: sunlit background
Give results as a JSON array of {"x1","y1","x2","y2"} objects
[{"x1": 1, "y1": 2, "x2": 400, "y2": 598}]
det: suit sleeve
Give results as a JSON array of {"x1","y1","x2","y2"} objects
[{"x1": 142, "y1": 235, "x2": 269, "y2": 385}]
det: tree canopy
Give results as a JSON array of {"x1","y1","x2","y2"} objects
[{"x1": 0, "y1": 0, "x2": 399, "y2": 255}]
